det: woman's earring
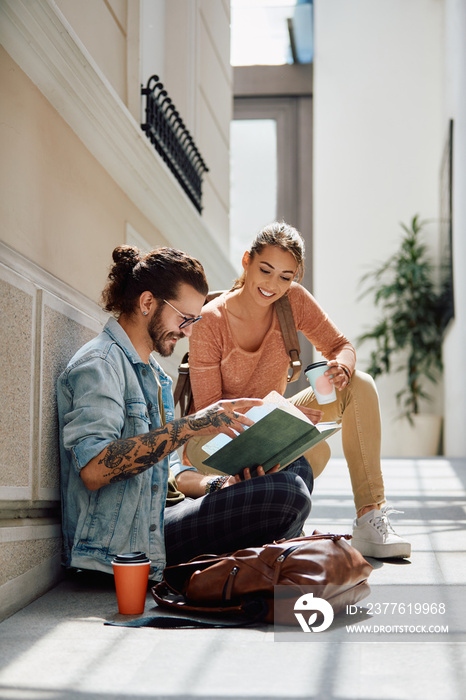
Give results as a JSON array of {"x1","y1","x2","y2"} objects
[{"x1": 142, "y1": 311, "x2": 148, "y2": 316}]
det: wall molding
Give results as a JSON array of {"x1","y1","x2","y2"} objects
[
  {"x1": 0, "y1": 553, "x2": 62, "y2": 622},
  {"x1": 0, "y1": 0, "x2": 236, "y2": 288},
  {"x1": 0, "y1": 242, "x2": 106, "y2": 324},
  {"x1": 0, "y1": 243, "x2": 106, "y2": 508}
]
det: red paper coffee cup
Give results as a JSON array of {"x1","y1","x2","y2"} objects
[{"x1": 112, "y1": 551, "x2": 151, "y2": 615}]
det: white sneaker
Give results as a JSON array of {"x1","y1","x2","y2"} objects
[{"x1": 351, "y1": 506, "x2": 411, "y2": 559}]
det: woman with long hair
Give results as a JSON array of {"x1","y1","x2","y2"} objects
[{"x1": 179, "y1": 222, "x2": 411, "y2": 559}]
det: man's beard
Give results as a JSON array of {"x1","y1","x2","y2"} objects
[{"x1": 148, "y1": 306, "x2": 184, "y2": 357}]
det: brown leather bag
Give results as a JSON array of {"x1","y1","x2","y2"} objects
[
  {"x1": 173, "y1": 291, "x2": 302, "y2": 417},
  {"x1": 151, "y1": 532, "x2": 373, "y2": 626}
]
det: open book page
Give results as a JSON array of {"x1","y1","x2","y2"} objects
[
  {"x1": 315, "y1": 421, "x2": 340, "y2": 432},
  {"x1": 260, "y1": 390, "x2": 313, "y2": 423},
  {"x1": 260, "y1": 392, "x2": 339, "y2": 431}
]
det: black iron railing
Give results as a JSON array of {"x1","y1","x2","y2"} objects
[{"x1": 141, "y1": 75, "x2": 209, "y2": 213}]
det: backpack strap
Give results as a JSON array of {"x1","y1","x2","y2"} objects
[
  {"x1": 173, "y1": 351, "x2": 192, "y2": 417},
  {"x1": 275, "y1": 294, "x2": 302, "y2": 382},
  {"x1": 105, "y1": 586, "x2": 269, "y2": 629},
  {"x1": 105, "y1": 615, "x2": 257, "y2": 629}
]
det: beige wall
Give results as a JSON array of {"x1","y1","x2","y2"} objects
[
  {"x1": 0, "y1": 46, "x2": 169, "y2": 305},
  {"x1": 55, "y1": 0, "x2": 232, "y2": 244},
  {"x1": 56, "y1": 0, "x2": 129, "y2": 105},
  {"x1": 165, "y1": 0, "x2": 232, "y2": 244}
]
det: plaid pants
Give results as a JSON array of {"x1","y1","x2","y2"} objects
[{"x1": 164, "y1": 457, "x2": 313, "y2": 565}]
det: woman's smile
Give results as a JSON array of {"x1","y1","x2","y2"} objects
[{"x1": 258, "y1": 287, "x2": 275, "y2": 298}]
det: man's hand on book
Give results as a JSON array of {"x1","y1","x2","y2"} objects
[
  {"x1": 186, "y1": 398, "x2": 263, "y2": 439},
  {"x1": 221, "y1": 463, "x2": 281, "y2": 488}
]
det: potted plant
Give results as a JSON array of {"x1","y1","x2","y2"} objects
[{"x1": 357, "y1": 215, "x2": 445, "y2": 454}]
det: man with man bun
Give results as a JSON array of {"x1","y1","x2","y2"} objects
[{"x1": 57, "y1": 245, "x2": 313, "y2": 580}]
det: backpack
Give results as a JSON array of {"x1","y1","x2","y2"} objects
[
  {"x1": 173, "y1": 291, "x2": 302, "y2": 416},
  {"x1": 150, "y1": 532, "x2": 373, "y2": 627}
]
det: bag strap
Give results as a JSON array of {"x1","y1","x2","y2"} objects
[
  {"x1": 173, "y1": 351, "x2": 192, "y2": 417},
  {"x1": 275, "y1": 294, "x2": 302, "y2": 382},
  {"x1": 148, "y1": 582, "x2": 270, "y2": 628},
  {"x1": 105, "y1": 615, "x2": 258, "y2": 629}
]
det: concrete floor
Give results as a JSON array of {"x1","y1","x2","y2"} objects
[{"x1": 0, "y1": 456, "x2": 465, "y2": 700}]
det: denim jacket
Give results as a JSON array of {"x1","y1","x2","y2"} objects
[{"x1": 57, "y1": 317, "x2": 181, "y2": 580}]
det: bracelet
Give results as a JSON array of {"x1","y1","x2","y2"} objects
[
  {"x1": 205, "y1": 475, "x2": 229, "y2": 495},
  {"x1": 341, "y1": 366, "x2": 352, "y2": 384}
]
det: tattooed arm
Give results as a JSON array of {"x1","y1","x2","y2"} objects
[{"x1": 80, "y1": 398, "x2": 262, "y2": 491}]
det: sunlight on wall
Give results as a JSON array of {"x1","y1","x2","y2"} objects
[
  {"x1": 230, "y1": 119, "x2": 277, "y2": 269},
  {"x1": 231, "y1": 0, "x2": 296, "y2": 66}
]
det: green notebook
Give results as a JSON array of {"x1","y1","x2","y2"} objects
[{"x1": 202, "y1": 406, "x2": 340, "y2": 476}]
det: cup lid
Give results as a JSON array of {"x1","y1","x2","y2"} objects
[
  {"x1": 112, "y1": 551, "x2": 150, "y2": 564},
  {"x1": 304, "y1": 361, "x2": 328, "y2": 372}
]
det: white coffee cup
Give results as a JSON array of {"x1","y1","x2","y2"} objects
[{"x1": 304, "y1": 361, "x2": 337, "y2": 405}]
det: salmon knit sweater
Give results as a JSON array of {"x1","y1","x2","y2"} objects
[{"x1": 189, "y1": 282, "x2": 356, "y2": 411}]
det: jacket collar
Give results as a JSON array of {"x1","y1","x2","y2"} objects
[
  {"x1": 103, "y1": 316, "x2": 170, "y2": 381},
  {"x1": 103, "y1": 316, "x2": 147, "y2": 366}
]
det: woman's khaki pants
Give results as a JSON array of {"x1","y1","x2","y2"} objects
[{"x1": 184, "y1": 370, "x2": 385, "y2": 512}]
